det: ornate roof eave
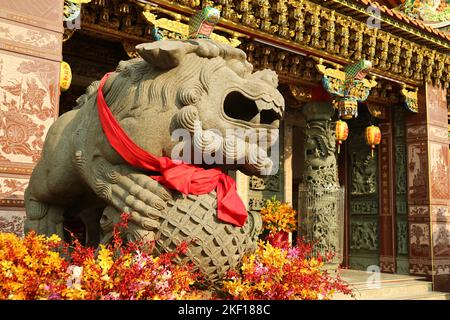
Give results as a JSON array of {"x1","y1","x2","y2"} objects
[
  {"x1": 127, "y1": 0, "x2": 449, "y2": 89},
  {"x1": 318, "y1": 0, "x2": 450, "y2": 50}
]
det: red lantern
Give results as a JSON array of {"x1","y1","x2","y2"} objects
[
  {"x1": 335, "y1": 120, "x2": 349, "y2": 154},
  {"x1": 365, "y1": 125, "x2": 381, "y2": 157}
]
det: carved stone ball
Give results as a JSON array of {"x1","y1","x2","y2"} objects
[{"x1": 153, "y1": 191, "x2": 262, "y2": 284}]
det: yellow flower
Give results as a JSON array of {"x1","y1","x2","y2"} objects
[
  {"x1": 97, "y1": 245, "x2": 113, "y2": 275},
  {"x1": 47, "y1": 234, "x2": 62, "y2": 243},
  {"x1": 260, "y1": 199, "x2": 297, "y2": 233}
]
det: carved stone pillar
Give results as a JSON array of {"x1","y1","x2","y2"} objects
[{"x1": 299, "y1": 102, "x2": 343, "y2": 268}]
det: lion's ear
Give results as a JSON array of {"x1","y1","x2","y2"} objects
[{"x1": 136, "y1": 41, "x2": 198, "y2": 69}]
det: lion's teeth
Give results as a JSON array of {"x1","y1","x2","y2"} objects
[
  {"x1": 249, "y1": 113, "x2": 260, "y2": 124},
  {"x1": 256, "y1": 100, "x2": 273, "y2": 111},
  {"x1": 271, "y1": 119, "x2": 280, "y2": 127}
]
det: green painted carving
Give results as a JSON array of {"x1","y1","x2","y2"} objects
[
  {"x1": 348, "y1": 110, "x2": 380, "y2": 270},
  {"x1": 396, "y1": 198, "x2": 407, "y2": 215},
  {"x1": 350, "y1": 200, "x2": 378, "y2": 215},
  {"x1": 395, "y1": 144, "x2": 407, "y2": 195},
  {"x1": 350, "y1": 220, "x2": 379, "y2": 251},
  {"x1": 350, "y1": 152, "x2": 377, "y2": 195},
  {"x1": 397, "y1": 221, "x2": 409, "y2": 255}
]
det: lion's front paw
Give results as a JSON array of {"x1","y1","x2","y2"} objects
[
  {"x1": 110, "y1": 173, "x2": 173, "y2": 228},
  {"x1": 100, "y1": 174, "x2": 174, "y2": 244}
]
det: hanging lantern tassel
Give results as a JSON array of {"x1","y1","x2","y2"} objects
[
  {"x1": 335, "y1": 120, "x2": 349, "y2": 154},
  {"x1": 365, "y1": 125, "x2": 381, "y2": 158}
]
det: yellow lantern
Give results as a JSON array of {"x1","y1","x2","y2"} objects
[
  {"x1": 365, "y1": 125, "x2": 381, "y2": 157},
  {"x1": 335, "y1": 120, "x2": 349, "y2": 154},
  {"x1": 60, "y1": 61, "x2": 72, "y2": 92}
]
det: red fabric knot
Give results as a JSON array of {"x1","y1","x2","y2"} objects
[{"x1": 96, "y1": 72, "x2": 247, "y2": 227}]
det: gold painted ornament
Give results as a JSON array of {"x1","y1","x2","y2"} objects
[
  {"x1": 60, "y1": 61, "x2": 72, "y2": 92},
  {"x1": 365, "y1": 125, "x2": 381, "y2": 157},
  {"x1": 336, "y1": 99, "x2": 358, "y2": 120},
  {"x1": 335, "y1": 120, "x2": 349, "y2": 154}
]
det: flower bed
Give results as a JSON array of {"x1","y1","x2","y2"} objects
[
  {"x1": 222, "y1": 199, "x2": 351, "y2": 300},
  {"x1": 0, "y1": 209, "x2": 352, "y2": 300},
  {"x1": 0, "y1": 214, "x2": 205, "y2": 300},
  {"x1": 222, "y1": 240, "x2": 352, "y2": 300}
]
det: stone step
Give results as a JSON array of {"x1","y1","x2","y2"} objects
[
  {"x1": 332, "y1": 269, "x2": 449, "y2": 300},
  {"x1": 333, "y1": 280, "x2": 450, "y2": 300},
  {"x1": 345, "y1": 281, "x2": 432, "y2": 300},
  {"x1": 406, "y1": 292, "x2": 450, "y2": 300}
]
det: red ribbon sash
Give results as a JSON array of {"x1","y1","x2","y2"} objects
[{"x1": 96, "y1": 72, "x2": 247, "y2": 227}]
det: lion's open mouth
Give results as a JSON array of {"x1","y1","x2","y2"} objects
[{"x1": 223, "y1": 91, "x2": 282, "y2": 128}]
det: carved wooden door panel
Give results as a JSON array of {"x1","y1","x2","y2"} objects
[{"x1": 348, "y1": 111, "x2": 380, "y2": 270}]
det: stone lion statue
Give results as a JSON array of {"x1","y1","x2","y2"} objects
[{"x1": 24, "y1": 39, "x2": 284, "y2": 282}]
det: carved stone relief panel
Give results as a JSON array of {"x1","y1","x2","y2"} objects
[
  {"x1": 0, "y1": 19, "x2": 61, "y2": 59},
  {"x1": 433, "y1": 223, "x2": 450, "y2": 258},
  {"x1": 410, "y1": 223, "x2": 430, "y2": 258},
  {"x1": 350, "y1": 220, "x2": 379, "y2": 251},
  {"x1": 246, "y1": 126, "x2": 284, "y2": 212},
  {"x1": 249, "y1": 174, "x2": 280, "y2": 192},
  {"x1": 409, "y1": 259, "x2": 432, "y2": 275},
  {"x1": 0, "y1": 53, "x2": 59, "y2": 168},
  {"x1": 429, "y1": 125, "x2": 449, "y2": 142},
  {"x1": 0, "y1": 209, "x2": 25, "y2": 237},
  {"x1": 433, "y1": 260, "x2": 450, "y2": 276},
  {"x1": 348, "y1": 111, "x2": 380, "y2": 269},
  {"x1": 430, "y1": 142, "x2": 449, "y2": 200},
  {"x1": 409, "y1": 205, "x2": 430, "y2": 218},
  {"x1": 426, "y1": 83, "x2": 448, "y2": 125},
  {"x1": 431, "y1": 205, "x2": 449, "y2": 218},
  {"x1": 248, "y1": 197, "x2": 266, "y2": 211},
  {"x1": 407, "y1": 142, "x2": 428, "y2": 202},
  {"x1": 406, "y1": 125, "x2": 427, "y2": 140},
  {"x1": 0, "y1": 2, "x2": 62, "y2": 236},
  {"x1": 350, "y1": 151, "x2": 377, "y2": 195},
  {"x1": 0, "y1": 0, "x2": 62, "y2": 30},
  {"x1": 350, "y1": 200, "x2": 378, "y2": 215},
  {"x1": 0, "y1": 177, "x2": 28, "y2": 207}
]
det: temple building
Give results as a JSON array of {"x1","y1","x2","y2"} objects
[{"x1": 0, "y1": 0, "x2": 449, "y2": 295}]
